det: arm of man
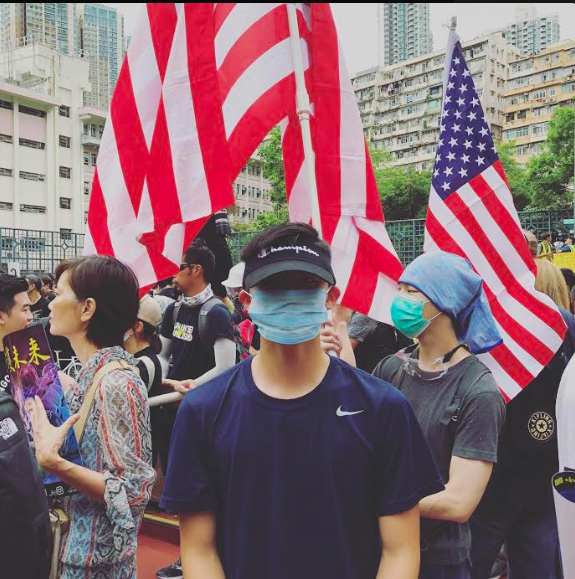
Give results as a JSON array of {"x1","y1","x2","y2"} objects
[
  {"x1": 180, "y1": 511, "x2": 226, "y2": 579},
  {"x1": 194, "y1": 338, "x2": 236, "y2": 387},
  {"x1": 376, "y1": 506, "x2": 420, "y2": 579},
  {"x1": 420, "y1": 386, "x2": 504, "y2": 523},
  {"x1": 418, "y1": 456, "x2": 493, "y2": 524}
]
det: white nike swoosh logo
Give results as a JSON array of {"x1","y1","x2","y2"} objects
[{"x1": 336, "y1": 406, "x2": 365, "y2": 417}]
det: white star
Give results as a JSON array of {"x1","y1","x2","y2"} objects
[
  {"x1": 467, "y1": 111, "x2": 477, "y2": 121},
  {"x1": 457, "y1": 97, "x2": 466, "y2": 107},
  {"x1": 435, "y1": 153, "x2": 441, "y2": 162},
  {"x1": 433, "y1": 168, "x2": 440, "y2": 178},
  {"x1": 462, "y1": 69, "x2": 471, "y2": 78},
  {"x1": 471, "y1": 97, "x2": 480, "y2": 107},
  {"x1": 454, "y1": 110, "x2": 463, "y2": 120},
  {"x1": 492, "y1": 145, "x2": 497, "y2": 153},
  {"x1": 442, "y1": 108, "x2": 450, "y2": 118},
  {"x1": 464, "y1": 140, "x2": 473, "y2": 150},
  {"x1": 465, "y1": 126, "x2": 474, "y2": 136},
  {"x1": 449, "y1": 137, "x2": 458, "y2": 147},
  {"x1": 479, "y1": 127, "x2": 489, "y2": 137},
  {"x1": 450, "y1": 69, "x2": 457, "y2": 78},
  {"x1": 475, "y1": 156, "x2": 485, "y2": 166},
  {"x1": 445, "y1": 95, "x2": 452, "y2": 104},
  {"x1": 453, "y1": 124, "x2": 461, "y2": 133},
  {"x1": 454, "y1": 56, "x2": 461, "y2": 65},
  {"x1": 477, "y1": 142, "x2": 487, "y2": 152},
  {"x1": 441, "y1": 182, "x2": 451, "y2": 192},
  {"x1": 458, "y1": 167, "x2": 468, "y2": 178},
  {"x1": 461, "y1": 154, "x2": 471, "y2": 164},
  {"x1": 459, "y1": 84, "x2": 468, "y2": 94},
  {"x1": 447, "y1": 81, "x2": 455, "y2": 90},
  {"x1": 444, "y1": 166, "x2": 453, "y2": 176},
  {"x1": 440, "y1": 124, "x2": 447, "y2": 133},
  {"x1": 438, "y1": 139, "x2": 444, "y2": 147},
  {"x1": 447, "y1": 152, "x2": 456, "y2": 161}
]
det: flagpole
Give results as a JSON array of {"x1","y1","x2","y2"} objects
[{"x1": 286, "y1": 3, "x2": 323, "y2": 239}]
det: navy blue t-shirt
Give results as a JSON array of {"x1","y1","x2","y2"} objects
[
  {"x1": 161, "y1": 301, "x2": 235, "y2": 381},
  {"x1": 161, "y1": 356, "x2": 444, "y2": 579}
]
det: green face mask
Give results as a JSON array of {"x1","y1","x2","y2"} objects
[{"x1": 391, "y1": 293, "x2": 439, "y2": 339}]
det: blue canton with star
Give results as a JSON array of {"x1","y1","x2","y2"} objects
[{"x1": 432, "y1": 42, "x2": 498, "y2": 200}]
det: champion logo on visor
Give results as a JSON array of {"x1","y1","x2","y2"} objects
[{"x1": 258, "y1": 245, "x2": 320, "y2": 259}]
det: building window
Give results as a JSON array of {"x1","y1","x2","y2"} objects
[
  {"x1": 90, "y1": 125, "x2": 97, "y2": 137},
  {"x1": 0, "y1": 134, "x2": 12, "y2": 144},
  {"x1": 59, "y1": 135, "x2": 71, "y2": 148},
  {"x1": 19, "y1": 171, "x2": 45, "y2": 182},
  {"x1": 0, "y1": 100, "x2": 13, "y2": 110},
  {"x1": 0, "y1": 202, "x2": 13, "y2": 211},
  {"x1": 84, "y1": 152, "x2": 90, "y2": 166},
  {"x1": 19, "y1": 138, "x2": 45, "y2": 150},
  {"x1": 60, "y1": 197, "x2": 72, "y2": 209},
  {"x1": 0, "y1": 168, "x2": 12, "y2": 177},
  {"x1": 20, "y1": 204, "x2": 46, "y2": 214},
  {"x1": 84, "y1": 182, "x2": 91, "y2": 195},
  {"x1": 99, "y1": 125, "x2": 104, "y2": 137},
  {"x1": 19, "y1": 105, "x2": 46, "y2": 118},
  {"x1": 83, "y1": 123, "x2": 89, "y2": 135},
  {"x1": 59, "y1": 105, "x2": 70, "y2": 118},
  {"x1": 60, "y1": 228, "x2": 72, "y2": 240},
  {"x1": 91, "y1": 153, "x2": 97, "y2": 166},
  {"x1": 59, "y1": 167, "x2": 71, "y2": 179}
]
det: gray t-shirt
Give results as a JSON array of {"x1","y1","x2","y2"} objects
[{"x1": 374, "y1": 353, "x2": 505, "y2": 566}]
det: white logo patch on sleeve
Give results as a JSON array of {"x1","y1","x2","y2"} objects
[{"x1": 0, "y1": 417, "x2": 18, "y2": 440}]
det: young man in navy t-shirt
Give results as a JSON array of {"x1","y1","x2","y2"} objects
[{"x1": 161, "y1": 223, "x2": 444, "y2": 579}]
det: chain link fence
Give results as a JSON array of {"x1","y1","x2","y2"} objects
[{"x1": 1, "y1": 208, "x2": 573, "y2": 275}]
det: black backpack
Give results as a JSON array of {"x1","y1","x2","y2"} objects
[{"x1": 0, "y1": 392, "x2": 52, "y2": 578}]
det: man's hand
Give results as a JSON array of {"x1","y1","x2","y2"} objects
[
  {"x1": 163, "y1": 379, "x2": 197, "y2": 395},
  {"x1": 320, "y1": 321, "x2": 342, "y2": 356}
]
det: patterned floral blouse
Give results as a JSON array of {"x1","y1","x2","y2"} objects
[{"x1": 58, "y1": 347, "x2": 156, "y2": 579}]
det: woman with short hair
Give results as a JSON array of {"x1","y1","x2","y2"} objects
[{"x1": 28, "y1": 255, "x2": 155, "y2": 579}]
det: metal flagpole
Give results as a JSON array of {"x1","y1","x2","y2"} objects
[{"x1": 286, "y1": 3, "x2": 323, "y2": 239}]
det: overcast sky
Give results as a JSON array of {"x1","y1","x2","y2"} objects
[{"x1": 106, "y1": 3, "x2": 575, "y2": 76}]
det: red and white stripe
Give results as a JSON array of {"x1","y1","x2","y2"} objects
[
  {"x1": 282, "y1": 4, "x2": 403, "y2": 322},
  {"x1": 84, "y1": 3, "x2": 180, "y2": 287}
]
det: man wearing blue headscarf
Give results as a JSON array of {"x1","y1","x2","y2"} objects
[{"x1": 374, "y1": 251, "x2": 506, "y2": 579}]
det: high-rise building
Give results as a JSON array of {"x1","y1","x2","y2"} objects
[
  {"x1": 503, "y1": 40, "x2": 575, "y2": 165},
  {"x1": 0, "y1": 3, "x2": 125, "y2": 110},
  {"x1": 378, "y1": 3, "x2": 433, "y2": 67},
  {"x1": 0, "y1": 3, "x2": 76, "y2": 55},
  {"x1": 354, "y1": 32, "x2": 518, "y2": 172},
  {"x1": 77, "y1": 4, "x2": 124, "y2": 110},
  {"x1": 506, "y1": 5, "x2": 560, "y2": 57}
]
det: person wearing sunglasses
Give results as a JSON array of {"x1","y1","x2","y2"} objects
[{"x1": 374, "y1": 251, "x2": 506, "y2": 579}]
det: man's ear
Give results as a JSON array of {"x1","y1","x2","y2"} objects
[
  {"x1": 326, "y1": 286, "x2": 341, "y2": 311},
  {"x1": 0, "y1": 311, "x2": 6, "y2": 327},
  {"x1": 239, "y1": 289, "x2": 252, "y2": 310}
]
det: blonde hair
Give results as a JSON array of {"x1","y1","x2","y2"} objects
[{"x1": 535, "y1": 259, "x2": 570, "y2": 310}]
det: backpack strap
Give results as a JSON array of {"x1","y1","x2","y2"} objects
[
  {"x1": 138, "y1": 356, "x2": 156, "y2": 393},
  {"x1": 198, "y1": 297, "x2": 228, "y2": 346},
  {"x1": 73, "y1": 360, "x2": 137, "y2": 445},
  {"x1": 172, "y1": 300, "x2": 182, "y2": 329}
]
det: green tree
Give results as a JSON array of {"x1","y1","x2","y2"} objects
[
  {"x1": 257, "y1": 126, "x2": 286, "y2": 207},
  {"x1": 527, "y1": 106, "x2": 575, "y2": 209},
  {"x1": 495, "y1": 141, "x2": 531, "y2": 210},
  {"x1": 377, "y1": 164, "x2": 431, "y2": 220}
]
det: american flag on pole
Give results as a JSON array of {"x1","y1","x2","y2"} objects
[
  {"x1": 425, "y1": 30, "x2": 566, "y2": 401},
  {"x1": 86, "y1": 3, "x2": 403, "y2": 316},
  {"x1": 282, "y1": 3, "x2": 403, "y2": 322}
]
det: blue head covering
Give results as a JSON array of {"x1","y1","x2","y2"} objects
[{"x1": 399, "y1": 251, "x2": 502, "y2": 354}]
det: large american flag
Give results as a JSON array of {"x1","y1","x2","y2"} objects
[
  {"x1": 425, "y1": 30, "x2": 566, "y2": 401},
  {"x1": 86, "y1": 3, "x2": 403, "y2": 319}
]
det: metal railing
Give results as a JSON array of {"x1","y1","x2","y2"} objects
[{"x1": 1, "y1": 208, "x2": 573, "y2": 275}]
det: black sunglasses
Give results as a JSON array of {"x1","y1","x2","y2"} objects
[{"x1": 179, "y1": 263, "x2": 198, "y2": 272}]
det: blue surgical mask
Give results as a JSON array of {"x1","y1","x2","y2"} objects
[
  {"x1": 391, "y1": 293, "x2": 441, "y2": 339},
  {"x1": 248, "y1": 289, "x2": 329, "y2": 345}
]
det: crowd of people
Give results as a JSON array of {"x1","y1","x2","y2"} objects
[{"x1": 0, "y1": 220, "x2": 573, "y2": 579}]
